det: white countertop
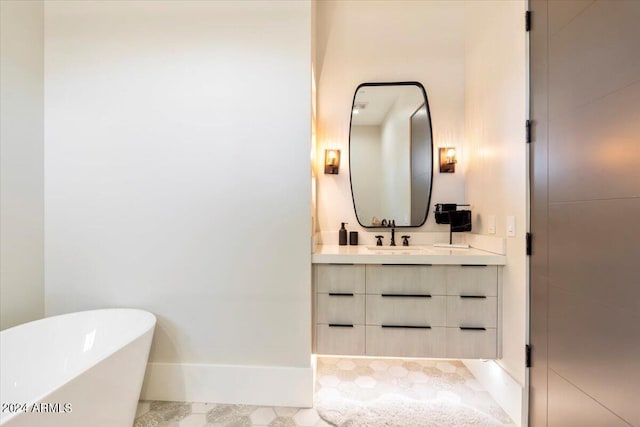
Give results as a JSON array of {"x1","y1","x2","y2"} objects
[{"x1": 312, "y1": 244, "x2": 506, "y2": 265}]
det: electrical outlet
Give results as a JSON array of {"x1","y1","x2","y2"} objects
[
  {"x1": 488, "y1": 215, "x2": 496, "y2": 234},
  {"x1": 507, "y1": 216, "x2": 516, "y2": 237}
]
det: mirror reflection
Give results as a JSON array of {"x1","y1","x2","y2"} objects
[{"x1": 349, "y1": 82, "x2": 433, "y2": 227}]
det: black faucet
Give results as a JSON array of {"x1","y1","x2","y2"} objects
[{"x1": 389, "y1": 219, "x2": 396, "y2": 246}]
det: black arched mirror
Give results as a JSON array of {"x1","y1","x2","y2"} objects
[{"x1": 349, "y1": 82, "x2": 433, "y2": 227}]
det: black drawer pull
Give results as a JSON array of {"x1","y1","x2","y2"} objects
[
  {"x1": 460, "y1": 295, "x2": 487, "y2": 299},
  {"x1": 381, "y1": 294, "x2": 432, "y2": 298},
  {"x1": 328, "y1": 263, "x2": 354, "y2": 266},
  {"x1": 461, "y1": 264, "x2": 487, "y2": 267},
  {"x1": 460, "y1": 327, "x2": 486, "y2": 331},
  {"x1": 381, "y1": 325, "x2": 431, "y2": 329},
  {"x1": 329, "y1": 293, "x2": 354, "y2": 297},
  {"x1": 328, "y1": 323, "x2": 353, "y2": 328}
]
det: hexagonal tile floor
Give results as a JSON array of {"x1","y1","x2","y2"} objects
[{"x1": 133, "y1": 357, "x2": 514, "y2": 427}]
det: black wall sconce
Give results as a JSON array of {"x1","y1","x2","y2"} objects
[
  {"x1": 439, "y1": 147, "x2": 457, "y2": 173},
  {"x1": 324, "y1": 149, "x2": 340, "y2": 174}
]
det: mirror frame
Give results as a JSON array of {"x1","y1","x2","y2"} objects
[{"x1": 348, "y1": 81, "x2": 434, "y2": 228}]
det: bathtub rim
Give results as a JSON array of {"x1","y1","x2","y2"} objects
[{"x1": 0, "y1": 308, "x2": 156, "y2": 425}]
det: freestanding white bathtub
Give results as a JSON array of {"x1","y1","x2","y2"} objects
[{"x1": 0, "y1": 309, "x2": 155, "y2": 427}]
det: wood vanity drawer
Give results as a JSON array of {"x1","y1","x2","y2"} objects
[
  {"x1": 446, "y1": 296, "x2": 497, "y2": 328},
  {"x1": 316, "y1": 264, "x2": 365, "y2": 294},
  {"x1": 365, "y1": 325, "x2": 446, "y2": 358},
  {"x1": 316, "y1": 293, "x2": 365, "y2": 324},
  {"x1": 365, "y1": 295, "x2": 446, "y2": 326},
  {"x1": 446, "y1": 327, "x2": 497, "y2": 359},
  {"x1": 446, "y1": 265, "x2": 498, "y2": 296},
  {"x1": 366, "y1": 265, "x2": 446, "y2": 295},
  {"x1": 316, "y1": 324, "x2": 365, "y2": 355}
]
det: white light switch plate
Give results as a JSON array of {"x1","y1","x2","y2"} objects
[
  {"x1": 488, "y1": 215, "x2": 496, "y2": 234},
  {"x1": 507, "y1": 216, "x2": 516, "y2": 237}
]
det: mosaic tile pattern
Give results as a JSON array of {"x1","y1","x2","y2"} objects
[
  {"x1": 133, "y1": 357, "x2": 514, "y2": 427},
  {"x1": 315, "y1": 357, "x2": 515, "y2": 426},
  {"x1": 133, "y1": 401, "x2": 331, "y2": 427}
]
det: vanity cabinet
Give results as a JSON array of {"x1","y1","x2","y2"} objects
[
  {"x1": 315, "y1": 264, "x2": 366, "y2": 355},
  {"x1": 313, "y1": 264, "x2": 500, "y2": 359}
]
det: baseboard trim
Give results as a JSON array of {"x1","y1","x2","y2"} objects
[
  {"x1": 463, "y1": 359, "x2": 526, "y2": 427},
  {"x1": 140, "y1": 361, "x2": 314, "y2": 407}
]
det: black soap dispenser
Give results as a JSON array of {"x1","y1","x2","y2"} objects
[{"x1": 339, "y1": 222, "x2": 348, "y2": 246}]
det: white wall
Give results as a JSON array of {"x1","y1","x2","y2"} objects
[
  {"x1": 463, "y1": 1, "x2": 528, "y2": 425},
  {"x1": 315, "y1": 0, "x2": 466, "y2": 237},
  {"x1": 0, "y1": 0, "x2": 44, "y2": 330},
  {"x1": 44, "y1": 1, "x2": 312, "y2": 406}
]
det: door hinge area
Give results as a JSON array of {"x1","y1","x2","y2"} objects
[
  {"x1": 526, "y1": 345, "x2": 532, "y2": 368},
  {"x1": 526, "y1": 232, "x2": 532, "y2": 256},
  {"x1": 526, "y1": 11, "x2": 532, "y2": 32},
  {"x1": 526, "y1": 120, "x2": 532, "y2": 143}
]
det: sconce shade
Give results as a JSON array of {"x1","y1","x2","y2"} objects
[
  {"x1": 325, "y1": 149, "x2": 340, "y2": 174},
  {"x1": 439, "y1": 147, "x2": 456, "y2": 173}
]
